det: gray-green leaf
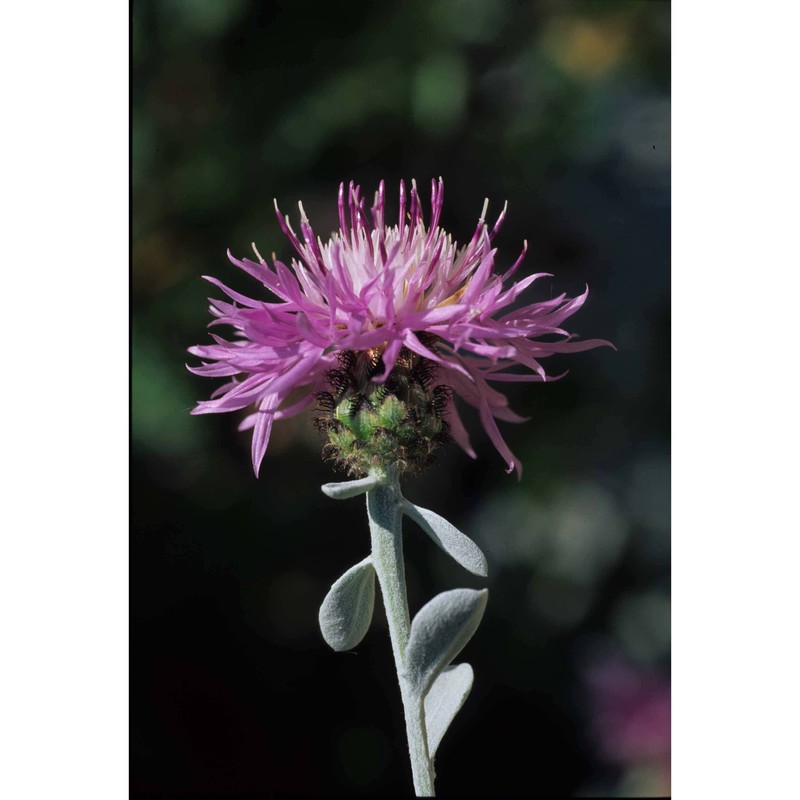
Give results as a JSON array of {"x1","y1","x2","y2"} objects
[
  {"x1": 403, "y1": 502, "x2": 488, "y2": 577},
  {"x1": 321, "y1": 476, "x2": 381, "y2": 500},
  {"x1": 318, "y1": 556, "x2": 376, "y2": 651},
  {"x1": 404, "y1": 588, "x2": 488, "y2": 697},
  {"x1": 423, "y1": 663, "x2": 474, "y2": 758}
]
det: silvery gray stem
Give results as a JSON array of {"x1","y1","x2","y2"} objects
[
  {"x1": 367, "y1": 476, "x2": 436, "y2": 797},
  {"x1": 319, "y1": 471, "x2": 487, "y2": 796}
]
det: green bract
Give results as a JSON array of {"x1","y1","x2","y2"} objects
[{"x1": 314, "y1": 345, "x2": 451, "y2": 477}]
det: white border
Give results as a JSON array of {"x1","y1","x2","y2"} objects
[
  {"x1": 3, "y1": 3, "x2": 799, "y2": 798},
  {"x1": 0, "y1": 3, "x2": 129, "y2": 798},
  {"x1": 673, "y1": 3, "x2": 799, "y2": 799}
]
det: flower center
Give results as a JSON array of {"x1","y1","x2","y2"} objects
[{"x1": 313, "y1": 340, "x2": 451, "y2": 477}]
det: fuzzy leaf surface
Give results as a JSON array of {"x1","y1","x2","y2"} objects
[
  {"x1": 318, "y1": 556, "x2": 375, "y2": 651},
  {"x1": 423, "y1": 663, "x2": 474, "y2": 758},
  {"x1": 405, "y1": 588, "x2": 487, "y2": 697},
  {"x1": 402, "y1": 502, "x2": 488, "y2": 577},
  {"x1": 321, "y1": 476, "x2": 381, "y2": 500}
]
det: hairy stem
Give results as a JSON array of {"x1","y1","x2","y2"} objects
[{"x1": 367, "y1": 474, "x2": 435, "y2": 797}]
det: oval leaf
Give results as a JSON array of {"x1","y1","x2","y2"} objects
[
  {"x1": 424, "y1": 663, "x2": 474, "y2": 758},
  {"x1": 318, "y1": 557, "x2": 376, "y2": 651},
  {"x1": 321, "y1": 476, "x2": 380, "y2": 500},
  {"x1": 404, "y1": 588, "x2": 488, "y2": 697},
  {"x1": 403, "y1": 502, "x2": 488, "y2": 577}
]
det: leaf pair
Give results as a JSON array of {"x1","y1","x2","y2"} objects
[
  {"x1": 322, "y1": 478, "x2": 488, "y2": 578},
  {"x1": 319, "y1": 565, "x2": 486, "y2": 756},
  {"x1": 405, "y1": 588, "x2": 487, "y2": 758}
]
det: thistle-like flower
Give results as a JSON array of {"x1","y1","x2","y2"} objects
[
  {"x1": 188, "y1": 179, "x2": 611, "y2": 796},
  {"x1": 188, "y1": 179, "x2": 608, "y2": 477}
]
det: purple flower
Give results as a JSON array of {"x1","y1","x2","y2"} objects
[{"x1": 188, "y1": 179, "x2": 609, "y2": 477}]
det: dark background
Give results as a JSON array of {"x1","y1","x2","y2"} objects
[{"x1": 132, "y1": 0, "x2": 670, "y2": 796}]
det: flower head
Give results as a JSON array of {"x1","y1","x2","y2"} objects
[{"x1": 188, "y1": 179, "x2": 609, "y2": 477}]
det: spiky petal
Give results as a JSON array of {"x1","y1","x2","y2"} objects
[{"x1": 188, "y1": 179, "x2": 610, "y2": 477}]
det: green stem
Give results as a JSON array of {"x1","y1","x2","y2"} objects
[{"x1": 367, "y1": 473, "x2": 436, "y2": 797}]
